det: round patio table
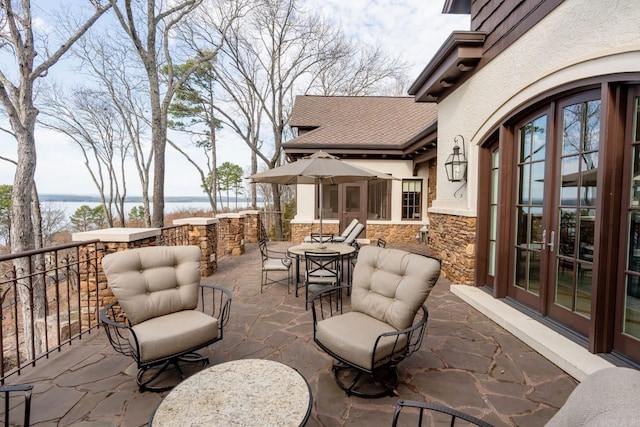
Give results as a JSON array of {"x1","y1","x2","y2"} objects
[{"x1": 149, "y1": 359, "x2": 312, "y2": 427}]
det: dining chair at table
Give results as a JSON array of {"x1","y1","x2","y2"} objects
[
  {"x1": 304, "y1": 251, "x2": 341, "y2": 310},
  {"x1": 259, "y1": 238, "x2": 293, "y2": 294}
]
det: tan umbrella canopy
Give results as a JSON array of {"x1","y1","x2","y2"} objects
[{"x1": 248, "y1": 151, "x2": 396, "y2": 242}]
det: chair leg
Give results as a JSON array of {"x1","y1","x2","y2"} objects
[
  {"x1": 331, "y1": 362, "x2": 399, "y2": 398},
  {"x1": 137, "y1": 352, "x2": 209, "y2": 392}
]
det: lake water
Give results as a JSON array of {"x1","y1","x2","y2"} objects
[{"x1": 44, "y1": 200, "x2": 260, "y2": 222}]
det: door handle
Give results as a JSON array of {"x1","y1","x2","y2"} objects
[{"x1": 548, "y1": 231, "x2": 555, "y2": 252}]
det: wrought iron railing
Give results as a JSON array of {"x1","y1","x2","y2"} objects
[{"x1": 0, "y1": 240, "x2": 102, "y2": 382}]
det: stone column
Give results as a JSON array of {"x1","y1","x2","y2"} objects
[
  {"x1": 240, "y1": 210, "x2": 261, "y2": 243},
  {"x1": 173, "y1": 217, "x2": 218, "y2": 276},
  {"x1": 72, "y1": 228, "x2": 161, "y2": 323},
  {"x1": 216, "y1": 213, "x2": 246, "y2": 257}
]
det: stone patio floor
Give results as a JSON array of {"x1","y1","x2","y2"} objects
[{"x1": 5, "y1": 242, "x2": 578, "y2": 426}]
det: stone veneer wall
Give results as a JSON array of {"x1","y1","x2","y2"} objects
[
  {"x1": 366, "y1": 223, "x2": 423, "y2": 244},
  {"x1": 217, "y1": 214, "x2": 245, "y2": 257},
  {"x1": 241, "y1": 210, "x2": 261, "y2": 243},
  {"x1": 428, "y1": 212, "x2": 476, "y2": 285},
  {"x1": 290, "y1": 223, "x2": 339, "y2": 244}
]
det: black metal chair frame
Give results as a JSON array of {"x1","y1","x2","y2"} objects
[
  {"x1": 392, "y1": 399, "x2": 494, "y2": 427},
  {"x1": 304, "y1": 251, "x2": 341, "y2": 309},
  {"x1": 100, "y1": 284, "x2": 232, "y2": 392},
  {"x1": 1, "y1": 384, "x2": 33, "y2": 427},
  {"x1": 310, "y1": 287, "x2": 429, "y2": 398},
  {"x1": 259, "y1": 239, "x2": 293, "y2": 293}
]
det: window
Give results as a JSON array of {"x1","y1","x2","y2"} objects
[
  {"x1": 402, "y1": 180, "x2": 422, "y2": 220},
  {"x1": 367, "y1": 180, "x2": 390, "y2": 219},
  {"x1": 318, "y1": 183, "x2": 338, "y2": 219}
]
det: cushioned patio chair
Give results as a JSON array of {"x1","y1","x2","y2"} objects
[
  {"x1": 259, "y1": 238, "x2": 293, "y2": 293},
  {"x1": 311, "y1": 245, "x2": 441, "y2": 397},
  {"x1": 100, "y1": 245, "x2": 232, "y2": 392},
  {"x1": 342, "y1": 222, "x2": 365, "y2": 245},
  {"x1": 330, "y1": 219, "x2": 361, "y2": 243}
]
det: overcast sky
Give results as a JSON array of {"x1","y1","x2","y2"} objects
[{"x1": 0, "y1": 1, "x2": 469, "y2": 197}]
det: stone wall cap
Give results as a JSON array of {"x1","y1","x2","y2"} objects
[
  {"x1": 216, "y1": 213, "x2": 246, "y2": 219},
  {"x1": 71, "y1": 227, "x2": 161, "y2": 242},
  {"x1": 173, "y1": 217, "x2": 218, "y2": 225}
]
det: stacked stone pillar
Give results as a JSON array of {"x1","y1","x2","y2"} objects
[
  {"x1": 216, "y1": 213, "x2": 246, "y2": 257},
  {"x1": 173, "y1": 218, "x2": 218, "y2": 276},
  {"x1": 240, "y1": 210, "x2": 261, "y2": 243}
]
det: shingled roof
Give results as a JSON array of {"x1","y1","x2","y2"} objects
[{"x1": 284, "y1": 96, "x2": 438, "y2": 159}]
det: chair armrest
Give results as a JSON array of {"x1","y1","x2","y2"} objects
[
  {"x1": 371, "y1": 305, "x2": 429, "y2": 368},
  {"x1": 99, "y1": 301, "x2": 140, "y2": 359},
  {"x1": 310, "y1": 285, "x2": 349, "y2": 326},
  {"x1": 199, "y1": 284, "x2": 233, "y2": 330},
  {"x1": 392, "y1": 399, "x2": 494, "y2": 427}
]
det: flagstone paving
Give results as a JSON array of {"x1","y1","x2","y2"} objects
[{"x1": 6, "y1": 242, "x2": 577, "y2": 426}]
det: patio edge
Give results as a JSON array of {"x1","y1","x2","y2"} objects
[{"x1": 450, "y1": 284, "x2": 614, "y2": 382}]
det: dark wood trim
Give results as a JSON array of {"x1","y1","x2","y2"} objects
[
  {"x1": 494, "y1": 124, "x2": 515, "y2": 298},
  {"x1": 613, "y1": 85, "x2": 640, "y2": 359},
  {"x1": 475, "y1": 133, "x2": 498, "y2": 288},
  {"x1": 590, "y1": 83, "x2": 626, "y2": 353}
]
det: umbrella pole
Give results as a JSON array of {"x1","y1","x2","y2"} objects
[{"x1": 319, "y1": 180, "x2": 323, "y2": 245}]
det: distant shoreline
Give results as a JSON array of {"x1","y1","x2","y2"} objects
[{"x1": 39, "y1": 194, "x2": 260, "y2": 204}]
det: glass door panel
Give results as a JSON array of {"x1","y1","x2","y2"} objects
[
  {"x1": 623, "y1": 97, "x2": 640, "y2": 341},
  {"x1": 514, "y1": 115, "x2": 547, "y2": 298},
  {"x1": 553, "y1": 100, "x2": 600, "y2": 319}
]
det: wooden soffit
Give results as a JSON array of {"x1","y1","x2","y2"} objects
[{"x1": 408, "y1": 31, "x2": 486, "y2": 103}]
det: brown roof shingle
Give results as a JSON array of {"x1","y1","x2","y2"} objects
[{"x1": 286, "y1": 96, "x2": 437, "y2": 149}]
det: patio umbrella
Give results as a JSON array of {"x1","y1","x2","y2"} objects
[{"x1": 248, "y1": 151, "x2": 396, "y2": 243}]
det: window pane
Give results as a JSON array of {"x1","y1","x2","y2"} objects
[
  {"x1": 320, "y1": 184, "x2": 338, "y2": 219},
  {"x1": 531, "y1": 116, "x2": 547, "y2": 161},
  {"x1": 402, "y1": 180, "x2": 422, "y2": 220},
  {"x1": 368, "y1": 181, "x2": 389, "y2": 220}
]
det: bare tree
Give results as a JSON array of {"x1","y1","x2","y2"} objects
[
  {"x1": 39, "y1": 87, "x2": 130, "y2": 226},
  {"x1": 72, "y1": 32, "x2": 154, "y2": 226},
  {"x1": 0, "y1": 0, "x2": 111, "y2": 356},
  {"x1": 109, "y1": 0, "x2": 244, "y2": 227},
  {"x1": 210, "y1": 0, "x2": 351, "y2": 238},
  {"x1": 309, "y1": 43, "x2": 409, "y2": 96}
]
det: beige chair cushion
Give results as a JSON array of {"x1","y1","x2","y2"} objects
[
  {"x1": 131, "y1": 310, "x2": 219, "y2": 363},
  {"x1": 316, "y1": 311, "x2": 408, "y2": 370},
  {"x1": 546, "y1": 367, "x2": 640, "y2": 426},
  {"x1": 102, "y1": 246, "x2": 201, "y2": 325},
  {"x1": 351, "y1": 246, "x2": 440, "y2": 330}
]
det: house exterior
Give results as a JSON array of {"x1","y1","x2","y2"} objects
[
  {"x1": 284, "y1": 96, "x2": 438, "y2": 248},
  {"x1": 409, "y1": 0, "x2": 640, "y2": 365}
]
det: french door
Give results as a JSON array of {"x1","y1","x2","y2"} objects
[
  {"x1": 615, "y1": 86, "x2": 640, "y2": 357},
  {"x1": 339, "y1": 182, "x2": 366, "y2": 233},
  {"x1": 511, "y1": 91, "x2": 601, "y2": 335}
]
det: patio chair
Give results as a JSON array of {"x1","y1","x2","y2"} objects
[
  {"x1": 311, "y1": 245, "x2": 441, "y2": 398},
  {"x1": 342, "y1": 222, "x2": 365, "y2": 245},
  {"x1": 392, "y1": 400, "x2": 494, "y2": 427},
  {"x1": 100, "y1": 245, "x2": 232, "y2": 392},
  {"x1": 1, "y1": 384, "x2": 33, "y2": 427},
  {"x1": 330, "y1": 219, "x2": 361, "y2": 243},
  {"x1": 308, "y1": 233, "x2": 334, "y2": 243},
  {"x1": 259, "y1": 238, "x2": 293, "y2": 293},
  {"x1": 304, "y1": 251, "x2": 341, "y2": 309},
  {"x1": 377, "y1": 237, "x2": 387, "y2": 248}
]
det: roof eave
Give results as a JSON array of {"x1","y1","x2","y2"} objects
[{"x1": 408, "y1": 31, "x2": 486, "y2": 102}]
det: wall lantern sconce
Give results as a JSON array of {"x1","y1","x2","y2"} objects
[{"x1": 445, "y1": 135, "x2": 467, "y2": 182}]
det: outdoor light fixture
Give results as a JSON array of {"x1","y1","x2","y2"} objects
[{"x1": 444, "y1": 135, "x2": 468, "y2": 182}]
